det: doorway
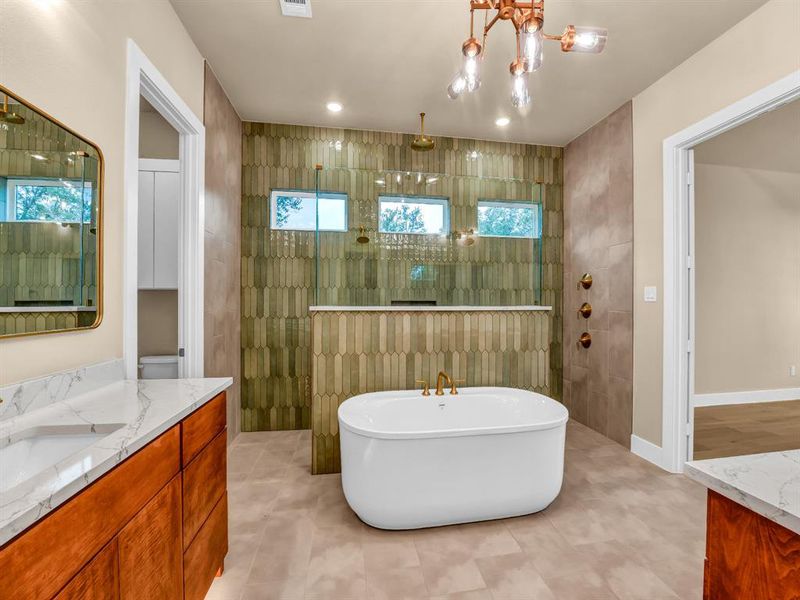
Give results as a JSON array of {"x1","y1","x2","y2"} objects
[
  {"x1": 661, "y1": 69, "x2": 800, "y2": 472},
  {"x1": 123, "y1": 40, "x2": 206, "y2": 380},
  {"x1": 690, "y1": 99, "x2": 800, "y2": 460},
  {"x1": 137, "y1": 101, "x2": 181, "y2": 378}
]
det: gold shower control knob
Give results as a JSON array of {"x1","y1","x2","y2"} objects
[
  {"x1": 577, "y1": 332, "x2": 592, "y2": 349},
  {"x1": 578, "y1": 273, "x2": 592, "y2": 290},
  {"x1": 577, "y1": 302, "x2": 592, "y2": 319}
]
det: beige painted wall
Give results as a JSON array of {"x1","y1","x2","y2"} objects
[
  {"x1": 139, "y1": 105, "x2": 180, "y2": 160},
  {"x1": 0, "y1": 0, "x2": 205, "y2": 384},
  {"x1": 631, "y1": 0, "x2": 800, "y2": 444},
  {"x1": 694, "y1": 164, "x2": 800, "y2": 393},
  {"x1": 137, "y1": 290, "x2": 179, "y2": 358}
]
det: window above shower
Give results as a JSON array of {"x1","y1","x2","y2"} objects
[
  {"x1": 477, "y1": 199, "x2": 541, "y2": 239},
  {"x1": 4, "y1": 179, "x2": 94, "y2": 223},
  {"x1": 378, "y1": 195, "x2": 449, "y2": 235},
  {"x1": 269, "y1": 189, "x2": 347, "y2": 231}
]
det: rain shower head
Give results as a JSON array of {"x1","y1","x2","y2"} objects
[{"x1": 410, "y1": 113, "x2": 435, "y2": 152}]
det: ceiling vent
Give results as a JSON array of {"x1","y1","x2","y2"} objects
[{"x1": 280, "y1": 0, "x2": 312, "y2": 18}]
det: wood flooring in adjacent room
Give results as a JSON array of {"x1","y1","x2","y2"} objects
[
  {"x1": 206, "y1": 421, "x2": 707, "y2": 600},
  {"x1": 694, "y1": 399, "x2": 800, "y2": 460}
]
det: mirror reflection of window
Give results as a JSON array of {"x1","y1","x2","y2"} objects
[{"x1": 4, "y1": 179, "x2": 93, "y2": 223}]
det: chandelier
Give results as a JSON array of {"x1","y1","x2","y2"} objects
[{"x1": 447, "y1": 0, "x2": 607, "y2": 107}]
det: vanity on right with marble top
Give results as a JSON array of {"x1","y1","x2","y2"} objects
[{"x1": 685, "y1": 451, "x2": 800, "y2": 600}]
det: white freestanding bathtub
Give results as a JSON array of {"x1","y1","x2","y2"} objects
[{"x1": 338, "y1": 387, "x2": 568, "y2": 530}]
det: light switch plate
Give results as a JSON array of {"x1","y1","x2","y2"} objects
[{"x1": 644, "y1": 286, "x2": 657, "y2": 302}]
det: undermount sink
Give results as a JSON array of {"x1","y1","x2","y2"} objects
[{"x1": 0, "y1": 424, "x2": 125, "y2": 494}]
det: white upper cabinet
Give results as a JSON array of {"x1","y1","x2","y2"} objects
[{"x1": 138, "y1": 161, "x2": 180, "y2": 290}]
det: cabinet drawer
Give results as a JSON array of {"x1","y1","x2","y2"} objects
[
  {"x1": 0, "y1": 427, "x2": 180, "y2": 600},
  {"x1": 183, "y1": 428, "x2": 227, "y2": 548},
  {"x1": 182, "y1": 392, "x2": 226, "y2": 466},
  {"x1": 55, "y1": 539, "x2": 119, "y2": 600},
  {"x1": 184, "y1": 494, "x2": 228, "y2": 600}
]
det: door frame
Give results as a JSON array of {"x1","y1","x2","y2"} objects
[
  {"x1": 660, "y1": 69, "x2": 800, "y2": 473},
  {"x1": 123, "y1": 39, "x2": 205, "y2": 379}
]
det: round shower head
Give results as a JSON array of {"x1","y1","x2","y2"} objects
[{"x1": 411, "y1": 112, "x2": 435, "y2": 152}]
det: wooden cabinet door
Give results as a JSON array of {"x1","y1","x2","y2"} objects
[
  {"x1": 55, "y1": 539, "x2": 119, "y2": 600},
  {"x1": 118, "y1": 475, "x2": 183, "y2": 600}
]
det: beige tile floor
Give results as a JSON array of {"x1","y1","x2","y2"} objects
[{"x1": 207, "y1": 421, "x2": 707, "y2": 600}]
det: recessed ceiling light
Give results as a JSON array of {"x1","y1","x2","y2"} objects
[
  {"x1": 326, "y1": 102, "x2": 343, "y2": 113},
  {"x1": 495, "y1": 117, "x2": 510, "y2": 127}
]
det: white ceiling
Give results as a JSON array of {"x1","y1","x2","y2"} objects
[
  {"x1": 171, "y1": 0, "x2": 767, "y2": 146},
  {"x1": 695, "y1": 99, "x2": 800, "y2": 173}
]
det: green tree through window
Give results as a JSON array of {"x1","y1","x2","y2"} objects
[
  {"x1": 274, "y1": 195, "x2": 304, "y2": 228},
  {"x1": 14, "y1": 184, "x2": 92, "y2": 222},
  {"x1": 379, "y1": 204, "x2": 426, "y2": 233},
  {"x1": 477, "y1": 202, "x2": 539, "y2": 238}
]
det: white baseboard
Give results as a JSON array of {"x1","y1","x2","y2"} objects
[
  {"x1": 693, "y1": 387, "x2": 800, "y2": 408},
  {"x1": 630, "y1": 435, "x2": 667, "y2": 470}
]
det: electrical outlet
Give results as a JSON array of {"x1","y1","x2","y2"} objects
[{"x1": 790, "y1": 365, "x2": 797, "y2": 377}]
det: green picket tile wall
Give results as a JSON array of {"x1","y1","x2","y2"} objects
[
  {"x1": 311, "y1": 309, "x2": 551, "y2": 474},
  {"x1": 0, "y1": 222, "x2": 96, "y2": 308},
  {"x1": 241, "y1": 123, "x2": 563, "y2": 434},
  {"x1": 0, "y1": 309, "x2": 98, "y2": 335}
]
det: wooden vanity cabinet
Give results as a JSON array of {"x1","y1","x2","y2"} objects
[
  {"x1": 704, "y1": 490, "x2": 800, "y2": 599},
  {"x1": 0, "y1": 392, "x2": 228, "y2": 600}
]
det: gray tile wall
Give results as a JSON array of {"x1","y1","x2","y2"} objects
[
  {"x1": 563, "y1": 102, "x2": 634, "y2": 447},
  {"x1": 204, "y1": 63, "x2": 243, "y2": 441}
]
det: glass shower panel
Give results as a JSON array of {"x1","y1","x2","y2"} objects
[
  {"x1": 79, "y1": 154, "x2": 99, "y2": 309},
  {"x1": 313, "y1": 168, "x2": 543, "y2": 307}
]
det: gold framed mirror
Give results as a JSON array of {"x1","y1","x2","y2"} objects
[{"x1": 0, "y1": 84, "x2": 103, "y2": 338}]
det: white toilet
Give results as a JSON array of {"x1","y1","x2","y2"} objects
[{"x1": 139, "y1": 355, "x2": 179, "y2": 379}]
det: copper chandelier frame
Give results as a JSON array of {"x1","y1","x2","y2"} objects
[{"x1": 449, "y1": 0, "x2": 608, "y2": 106}]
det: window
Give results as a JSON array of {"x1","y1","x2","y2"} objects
[
  {"x1": 477, "y1": 200, "x2": 541, "y2": 239},
  {"x1": 5, "y1": 179, "x2": 93, "y2": 223},
  {"x1": 378, "y1": 195, "x2": 449, "y2": 235},
  {"x1": 269, "y1": 190, "x2": 347, "y2": 231}
]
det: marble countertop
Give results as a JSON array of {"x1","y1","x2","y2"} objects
[
  {"x1": 0, "y1": 377, "x2": 232, "y2": 546},
  {"x1": 685, "y1": 450, "x2": 800, "y2": 535},
  {"x1": 309, "y1": 305, "x2": 553, "y2": 312}
]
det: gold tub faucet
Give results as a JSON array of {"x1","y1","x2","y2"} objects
[{"x1": 435, "y1": 371, "x2": 463, "y2": 396}]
